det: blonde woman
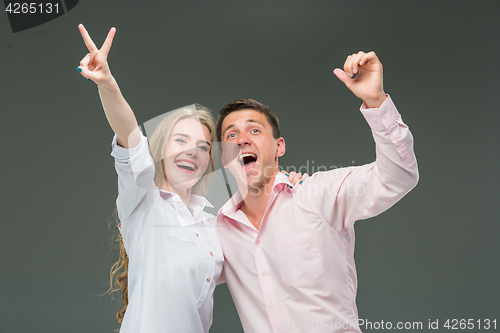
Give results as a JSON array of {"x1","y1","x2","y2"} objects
[
  {"x1": 77, "y1": 24, "x2": 306, "y2": 332},
  {"x1": 77, "y1": 24, "x2": 223, "y2": 333}
]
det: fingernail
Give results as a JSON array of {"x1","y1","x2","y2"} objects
[
  {"x1": 285, "y1": 173, "x2": 289, "y2": 177},
  {"x1": 299, "y1": 180, "x2": 303, "y2": 184},
  {"x1": 290, "y1": 186, "x2": 293, "y2": 189},
  {"x1": 87, "y1": 78, "x2": 91, "y2": 81},
  {"x1": 347, "y1": 72, "x2": 352, "y2": 77},
  {"x1": 76, "y1": 67, "x2": 82, "y2": 72}
]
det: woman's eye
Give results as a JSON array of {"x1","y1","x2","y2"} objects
[
  {"x1": 198, "y1": 145, "x2": 209, "y2": 152},
  {"x1": 175, "y1": 139, "x2": 187, "y2": 144}
]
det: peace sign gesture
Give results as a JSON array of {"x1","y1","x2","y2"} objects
[{"x1": 77, "y1": 24, "x2": 116, "y2": 85}]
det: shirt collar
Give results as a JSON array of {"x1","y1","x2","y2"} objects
[
  {"x1": 159, "y1": 189, "x2": 214, "y2": 226},
  {"x1": 216, "y1": 172, "x2": 293, "y2": 223}
]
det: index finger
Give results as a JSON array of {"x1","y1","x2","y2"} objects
[
  {"x1": 100, "y1": 27, "x2": 116, "y2": 55},
  {"x1": 78, "y1": 24, "x2": 98, "y2": 52},
  {"x1": 359, "y1": 51, "x2": 377, "y2": 66}
]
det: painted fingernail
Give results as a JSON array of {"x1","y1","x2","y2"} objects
[
  {"x1": 285, "y1": 173, "x2": 289, "y2": 177},
  {"x1": 76, "y1": 67, "x2": 82, "y2": 72},
  {"x1": 299, "y1": 180, "x2": 303, "y2": 184},
  {"x1": 290, "y1": 186, "x2": 293, "y2": 189},
  {"x1": 87, "y1": 78, "x2": 91, "y2": 81}
]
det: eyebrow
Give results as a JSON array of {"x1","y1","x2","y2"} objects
[
  {"x1": 172, "y1": 133, "x2": 210, "y2": 147},
  {"x1": 222, "y1": 119, "x2": 265, "y2": 138}
]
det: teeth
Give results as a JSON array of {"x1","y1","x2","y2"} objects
[
  {"x1": 175, "y1": 161, "x2": 196, "y2": 169},
  {"x1": 239, "y1": 153, "x2": 257, "y2": 161}
]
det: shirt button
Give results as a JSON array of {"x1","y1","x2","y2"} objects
[
  {"x1": 255, "y1": 239, "x2": 260, "y2": 245},
  {"x1": 266, "y1": 302, "x2": 274, "y2": 308},
  {"x1": 207, "y1": 277, "x2": 211, "y2": 282},
  {"x1": 260, "y1": 270, "x2": 267, "y2": 276},
  {"x1": 195, "y1": 233, "x2": 199, "y2": 236},
  {"x1": 383, "y1": 114, "x2": 388, "y2": 120},
  {"x1": 210, "y1": 252, "x2": 214, "y2": 257}
]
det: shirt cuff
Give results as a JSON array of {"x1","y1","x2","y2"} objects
[
  {"x1": 110, "y1": 132, "x2": 148, "y2": 161},
  {"x1": 359, "y1": 94, "x2": 401, "y2": 131}
]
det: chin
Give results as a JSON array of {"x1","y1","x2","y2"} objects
[{"x1": 167, "y1": 173, "x2": 202, "y2": 192}]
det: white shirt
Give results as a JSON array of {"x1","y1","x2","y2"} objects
[{"x1": 111, "y1": 133, "x2": 224, "y2": 333}]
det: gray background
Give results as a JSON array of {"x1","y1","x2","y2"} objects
[{"x1": 1, "y1": 1, "x2": 499, "y2": 332}]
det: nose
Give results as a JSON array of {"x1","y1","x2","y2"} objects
[
  {"x1": 237, "y1": 132, "x2": 251, "y2": 147},
  {"x1": 184, "y1": 144, "x2": 198, "y2": 157}
]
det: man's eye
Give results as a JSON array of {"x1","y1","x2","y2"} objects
[
  {"x1": 251, "y1": 129, "x2": 260, "y2": 133},
  {"x1": 227, "y1": 133, "x2": 236, "y2": 139}
]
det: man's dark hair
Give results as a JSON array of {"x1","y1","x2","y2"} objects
[{"x1": 216, "y1": 99, "x2": 280, "y2": 144}]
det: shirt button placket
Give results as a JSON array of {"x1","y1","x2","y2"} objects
[{"x1": 254, "y1": 239, "x2": 281, "y2": 332}]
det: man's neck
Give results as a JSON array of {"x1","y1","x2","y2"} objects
[{"x1": 239, "y1": 173, "x2": 277, "y2": 230}]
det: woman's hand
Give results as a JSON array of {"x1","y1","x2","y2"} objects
[
  {"x1": 77, "y1": 24, "x2": 140, "y2": 148},
  {"x1": 281, "y1": 171, "x2": 309, "y2": 186},
  {"x1": 77, "y1": 24, "x2": 116, "y2": 85}
]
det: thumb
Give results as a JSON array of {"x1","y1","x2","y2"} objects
[
  {"x1": 333, "y1": 68, "x2": 352, "y2": 86},
  {"x1": 77, "y1": 65, "x2": 95, "y2": 81}
]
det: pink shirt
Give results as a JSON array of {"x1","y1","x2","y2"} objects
[{"x1": 214, "y1": 96, "x2": 418, "y2": 333}]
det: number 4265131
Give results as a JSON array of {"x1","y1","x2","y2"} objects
[{"x1": 5, "y1": 2, "x2": 60, "y2": 14}]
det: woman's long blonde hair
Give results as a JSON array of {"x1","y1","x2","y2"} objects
[{"x1": 106, "y1": 105, "x2": 216, "y2": 327}]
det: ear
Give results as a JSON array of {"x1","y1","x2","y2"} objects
[{"x1": 275, "y1": 137, "x2": 286, "y2": 158}]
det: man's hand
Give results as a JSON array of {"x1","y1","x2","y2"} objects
[
  {"x1": 77, "y1": 24, "x2": 116, "y2": 85},
  {"x1": 333, "y1": 51, "x2": 386, "y2": 108}
]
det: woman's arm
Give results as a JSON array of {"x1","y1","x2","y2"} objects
[{"x1": 77, "y1": 24, "x2": 140, "y2": 148}]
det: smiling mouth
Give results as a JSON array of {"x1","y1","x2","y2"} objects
[
  {"x1": 238, "y1": 153, "x2": 257, "y2": 171},
  {"x1": 175, "y1": 160, "x2": 198, "y2": 172}
]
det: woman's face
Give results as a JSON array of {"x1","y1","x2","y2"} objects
[{"x1": 163, "y1": 117, "x2": 212, "y2": 193}]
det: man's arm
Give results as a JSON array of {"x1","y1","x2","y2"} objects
[{"x1": 298, "y1": 51, "x2": 418, "y2": 230}]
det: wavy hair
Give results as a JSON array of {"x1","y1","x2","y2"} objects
[{"x1": 106, "y1": 105, "x2": 216, "y2": 328}]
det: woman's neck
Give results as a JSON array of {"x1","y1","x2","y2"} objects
[{"x1": 162, "y1": 182, "x2": 192, "y2": 207}]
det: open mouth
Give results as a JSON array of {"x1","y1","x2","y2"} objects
[
  {"x1": 175, "y1": 160, "x2": 198, "y2": 173},
  {"x1": 239, "y1": 152, "x2": 257, "y2": 171}
]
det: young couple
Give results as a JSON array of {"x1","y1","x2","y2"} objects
[{"x1": 77, "y1": 25, "x2": 418, "y2": 333}]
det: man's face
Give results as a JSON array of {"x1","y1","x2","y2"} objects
[{"x1": 221, "y1": 109, "x2": 285, "y2": 190}]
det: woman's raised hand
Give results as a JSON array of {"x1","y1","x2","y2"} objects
[{"x1": 77, "y1": 24, "x2": 116, "y2": 85}]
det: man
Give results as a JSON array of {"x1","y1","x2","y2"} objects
[{"x1": 214, "y1": 51, "x2": 418, "y2": 333}]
